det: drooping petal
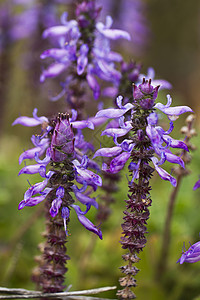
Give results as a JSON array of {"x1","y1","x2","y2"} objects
[
  {"x1": 151, "y1": 157, "x2": 177, "y2": 186},
  {"x1": 75, "y1": 191, "x2": 98, "y2": 208},
  {"x1": 19, "y1": 147, "x2": 43, "y2": 164},
  {"x1": 72, "y1": 204, "x2": 102, "y2": 239}
]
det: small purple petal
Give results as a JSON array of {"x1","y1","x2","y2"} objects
[
  {"x1": 93, "y1": 146, "x2": 122, "y2": 158},
  {"x1": 95, "y1": 103, "x2": 133, "y2": 119},
  {"x1": 86, "y1": 73, "x2": 100, "y2": 100},
  {"x1": 19, "y1": 147, "x2": 43, "y2": 164},
  {"x1": 193, "y1": 179, "x2": 200, "y2": 191},
  {"x1": 75, "y1": 191, "x2": 98, "y2": 208},
  {"x1": 162, "y1": 135, "x2": 188, "y2": 151},
  {"x1": 101, "y1": 126, "x2": 132, "y2": 138},
  {"x1": 18, "y1": 164, "x2": 44, "y2": 175},
  {"x1": 155, "y1": 94, "x2": 193, "y2": 119},
  {"x1": 74, "y1": 165, "x2": 102, "y2": 186},
  {"x1": 18, "y1": 195, "x2": 46, "y2": 209},
  {"x1": 40, "y1": 63, "x2": 68, "y2": 82},
  {"x1": 71, "y1": 120, "x2": 94, "y2": 130},
  {"x1": 72, "y1": 204, "x2": 102, "y2": 239},
  {"x1": 151, "y1": 157, "x2": 177, "y2": 186}
]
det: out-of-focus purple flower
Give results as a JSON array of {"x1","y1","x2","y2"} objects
[
  {"x1": 96, "y1": 0, "x2": 151, "y2": 56},
  {"x1": 177, "y1": 240, "x2": 200, "y2": 264},
  {"x1": 40, "y1": 1, "x2": 131, "y2": 100},
  {"x1": 13, "y1": 109, "x2": 102, "y2": 238},
  {"x1": 0, "y1": 0, "x2": 62, "y2": 52}
]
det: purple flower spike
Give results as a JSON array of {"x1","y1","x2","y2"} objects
[
  {"x1": 155, "y1": 94, "x2": 193, "y2": 120},
  {"x1": 72, "y1": 204, "x2": 102, "y2": 239},
  {"x1": 193, "y1": 179, "x2": 200, "y2": 190},
  {"x1": 177, "y1": 241, "x2": 200, "y2": 264}
]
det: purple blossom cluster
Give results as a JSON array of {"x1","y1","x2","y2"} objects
[
  {"x1": 13, "y1": 109, "x2": 102, "y2": 239},
  {"x1": 94, "y1": 79, "x2": 192, "y2": 186},
  {"x1": 40, "y1": 1, "x2": 131, "y2": 100}
]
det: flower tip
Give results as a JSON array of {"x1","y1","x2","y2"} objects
[
  {"x1": 18, "y1": 201, "x2": 25, "y2": 210},
  {"x1": 40, "y1": 74, "x2": 45, "y2": 83},
  {"x1": 98, "y1": 230, "x2": 103, "y2": 240},
  {"x1": 87, "y1": 121, "x2": 94, "y2": 130},
  {"x1": 12, "y1": 120, "x2": 17, "y2": 126},
  {"x1": 171, "y1": 178, "x2": 177, "y2": 187},
  {"x1": 18, "y1": 169, "x2": 23, "y2": 176}
]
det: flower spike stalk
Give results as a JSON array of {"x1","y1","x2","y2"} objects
[
  {"x1": 13, "y1": 109, "x2": 102, "y2": 292},
  {"x1": 94, "y1": 79, "x2": 192, "y2": 298}
]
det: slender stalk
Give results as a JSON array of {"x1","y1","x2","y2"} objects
[{"x1": 155, "y1": 174, "x2": 182, "y2": 280}]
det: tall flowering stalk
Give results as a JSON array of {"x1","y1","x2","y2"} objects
[
  {"x1": 93, "y1": 79, "x2": 192, "y2": 298},
  {"x1": 13, "y1": 109, "x2": 102, "y2": 292}
]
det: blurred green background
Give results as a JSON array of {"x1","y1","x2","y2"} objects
[{"x1": 1, "y1": 0, "x2": 200, "y2": 299}]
